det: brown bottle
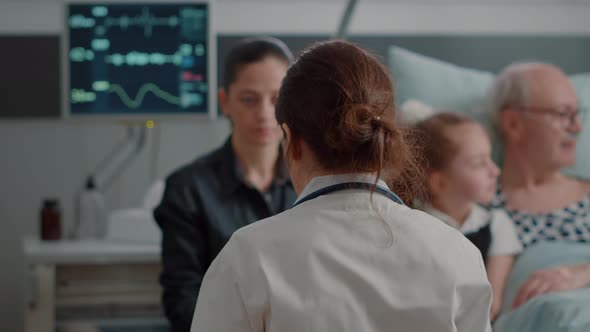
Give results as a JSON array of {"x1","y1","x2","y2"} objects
[{"x1": 41, "y1": 199, "x2": 61, "y2": 241}]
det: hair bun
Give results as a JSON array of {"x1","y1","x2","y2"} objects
[
  {"x1": 398, "y1": 100, "x2": 435, "y2": 126},
  {"x1": 324, "y1": 103, "x2": 383, "y2": 151}
]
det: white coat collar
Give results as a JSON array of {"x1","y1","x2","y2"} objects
[{"x1": 294, "y1": 173, "x2": 390, "y2": 206}]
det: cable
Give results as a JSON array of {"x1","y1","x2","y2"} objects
[
  {"x1": 149, "y1": 122, "x2": 161, "y2": 182},
  {"x1": 100, "y1": 124, "x2": 148, "y2": 191},
  {"x1": 90, "y1": 126, "x2": 134, "y2": 178}
]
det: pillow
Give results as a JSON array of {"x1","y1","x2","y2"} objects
[
  {"x1": 397, "y1": 99, "x2": 435, "y2": 126},
  {"x1": 388, "y1": 46, "x2": 493, "y2": 113},
  {"x1": 388, "y1": 46, "x2": 590, "y2": 179},
  {"x1": 387, "y1": 47, "x2": 501, "y2": 162},
  {"x1": 565, "y1": 73, "x2": 590, "y2": 179}
]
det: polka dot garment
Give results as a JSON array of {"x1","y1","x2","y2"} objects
[{"x1": 489, "y1": 187, "x2": 590, "y2": 248}]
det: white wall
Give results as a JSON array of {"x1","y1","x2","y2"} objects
[
  {"x1": 5, "y1": 0, "x2": 590, "y2": 35},
  {"x1": 0, "y1": 121, "x2": 231, "y2": 332},
  {"x1": 3, "y1": 0, "x2": 590, "y2": 331}
]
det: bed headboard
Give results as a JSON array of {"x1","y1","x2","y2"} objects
[
  {"x1": 353, "y1": 35, "x2": 590, "y2": 74},
  {"x1": 218, "y1": 35, "x2": 590, "y2": 85}
]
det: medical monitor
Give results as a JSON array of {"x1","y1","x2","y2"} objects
[{"x1": 64, "y1": 1, "x2": 215, "y2": 120}]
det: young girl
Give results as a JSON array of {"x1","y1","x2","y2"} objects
[{"x1": 409, "y1": 110, "x2": 522, "y2": 320}]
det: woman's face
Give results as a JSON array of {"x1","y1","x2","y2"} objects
[
  {"x1": 220, "y1": 56, "x2": 288, "y2": 148},
  {"x1": 435, "y1": 123, "x2": 500, "y2": 205}
]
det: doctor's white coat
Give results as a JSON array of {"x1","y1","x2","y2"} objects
[{"x1": 190, "y1": 176, "x2": 492, "y2": 332}]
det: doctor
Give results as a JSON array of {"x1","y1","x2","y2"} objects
[{"x1": 190, "y1": 41, "x2": 492, "y2": 332}]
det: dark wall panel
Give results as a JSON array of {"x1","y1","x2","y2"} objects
[{"x1": 0, "y1": 35, "x2": 61, "y2": 118}]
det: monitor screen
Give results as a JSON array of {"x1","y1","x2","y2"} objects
[{"x1": 65, "y1": 1, "x2": 215, "y2": 119}]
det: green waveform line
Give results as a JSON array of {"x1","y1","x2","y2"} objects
[{"x1": 109, "y1": 83, "x2": 180, "y2": 109}]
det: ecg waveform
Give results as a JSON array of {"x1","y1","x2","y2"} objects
[
  {"x1": 109, "y1": 83, "x2": 180, "y2": 109},
  {"x1": 105, "y1": 51, "x2": 181, "y2": 66},
  {"x1": 69, "y1": 6, "x2": 194, "y2": 38},
  {"x1": 70, "y1": 43, "x2": 202, "y2": 68},
  {"x1": 70, "y1": 82, "x2": 186, "y2": 109},
  {"x1": 105, "y1": 7, "x2": 178, "y2": 38}
]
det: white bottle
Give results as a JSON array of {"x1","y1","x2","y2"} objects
[{"x1": 75, "y1": 176, "x2": 107, "y2": 239}]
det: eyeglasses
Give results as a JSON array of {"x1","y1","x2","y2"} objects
[{"x1": 513, "y1": 105, "x2": 587, "y2": 127}]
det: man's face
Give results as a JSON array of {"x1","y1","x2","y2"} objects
[
  {"x1": 517, "y1": 69, "x2": 582, "y2": 169},
  {"x1": 220, "y1": 56, "x2": 288, "y2": 148}
]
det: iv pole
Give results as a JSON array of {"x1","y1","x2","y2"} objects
[{"x1": 335, "y1": 0, "x2": 359, "y2": 40}]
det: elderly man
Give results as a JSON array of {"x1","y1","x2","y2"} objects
[{"x1": 489, "y1": 62, "x2": 590, "y2": 308}]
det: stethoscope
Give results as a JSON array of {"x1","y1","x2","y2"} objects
[{"x1": 292, "y1": 182, "x2": 405, "y2": 208}]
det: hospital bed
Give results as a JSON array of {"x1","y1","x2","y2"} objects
[{"x1": 384, "y1": 42, "x2": 590, "y2": 332}]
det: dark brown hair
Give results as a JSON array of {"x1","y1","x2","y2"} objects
[
  {"x1": 275, "y1": 40, "x2": 424, "y2": 203},
  {"x1": 223, "y1": 36, "x2": 294, "y2": 91},
  {"x1": 413, "y1": 112, "x2": 477, "y2": 173}
]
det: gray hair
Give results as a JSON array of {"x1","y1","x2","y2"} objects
[
  {"x1": 488, "y1": 62, "x2": 545, "y2": 113},
  {"x1": 488, "y1": 61, "x2": 556, "y2": 141}
]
